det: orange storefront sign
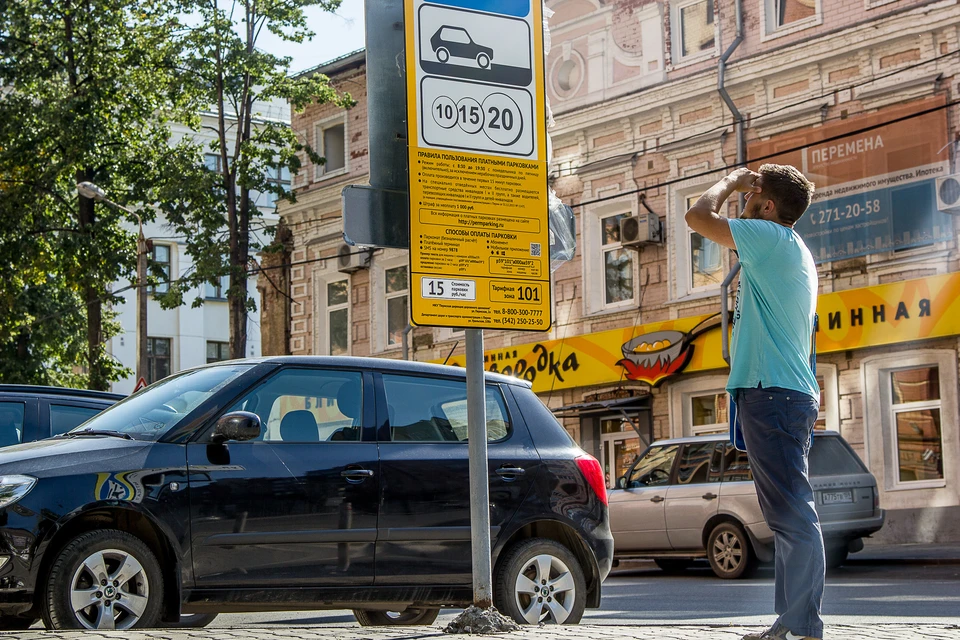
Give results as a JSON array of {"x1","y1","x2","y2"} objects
[{"x1": 435, "y1": 273, "x2": 960, "y2": 394}]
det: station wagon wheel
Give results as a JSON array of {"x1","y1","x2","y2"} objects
[
  {"x1": 476, "y1": 52, "x2": 491, "y2": 68},
  {"x1": 494, "y1": 538, "x2": 586, "y2": 625},
  {"x1": 42, "y1": 530, "x2": 162, "y2": 630},
  {"x1": 353, "y1": 608, "x2": 440, "y2": 626},
  {"x1": 436, "y1": 47, "x2": 450, "y2": 63},
  {"x1": 706, "y1": 521, "x2": 755, "y2": 580}
]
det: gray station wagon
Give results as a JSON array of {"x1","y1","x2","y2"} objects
[{"x1": 608, "y1": 431, "x2": 884, "y2": 578}]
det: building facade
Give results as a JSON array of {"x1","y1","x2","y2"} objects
[
  {"x1": 269, "y1": 1, "x2": 960, "y2": 543},
  {"x1": 109, "y1": 100, "x2": 289, "y2": 394}
]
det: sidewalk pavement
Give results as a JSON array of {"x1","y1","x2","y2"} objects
[
  {"x1": 1, "y1": 623, "x2": 959, "y2": 640},
  {"x1": 850, "y1": 541, "x2": 960, "y2": 565}
]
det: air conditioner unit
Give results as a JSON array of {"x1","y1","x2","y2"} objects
[
  {"x1": 337, "y1": 243, "x2": 371, "y2": 273},
  {"x1": 935, "y1": 174, "x2": 960, "y2": 214},
  {"x1": 620, "y1": 213, "x2": 663, "y2": 249}
]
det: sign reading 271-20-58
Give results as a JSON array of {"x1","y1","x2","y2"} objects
[{"x1": 405, "y1": 0, "x2": 551, "y2": 331}]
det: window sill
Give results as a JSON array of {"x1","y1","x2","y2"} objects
[
  {"x1": 886, "y1": 480, "x2": 947, "y2": 492},
  {"x1": 760, "y1": 14, "x2": 822, "y2": 43},
  {"x1": 669, "y1": 288, "x2": 722, "y2": 305},
  {"x1": 585, "y1": 300, "x2": 639, "y2": 319},
  {"x1": 313, "y1": 167, "x2": 348, "y2": 183}
]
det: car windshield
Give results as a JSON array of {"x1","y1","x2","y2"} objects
[{"x1": 67, "y1": 365, "x2": 252, "y2": 441}]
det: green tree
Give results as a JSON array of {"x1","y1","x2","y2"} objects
[
  {"x1": 164, "y1": 0, "x2": 352, "y2": 359},
  {"x1": 0, "y1": 0, "x2": 191, "y2": 388}
]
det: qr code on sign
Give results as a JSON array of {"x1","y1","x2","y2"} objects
[{"x1": 530, "y1": 242, "x2": 541, "y2": 257}]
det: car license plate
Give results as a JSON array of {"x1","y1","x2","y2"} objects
[{"x1": 821, "y1": 490, "x2": 853, "y2": 504}]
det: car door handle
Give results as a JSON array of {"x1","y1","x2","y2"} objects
[
  {"x1": 496, "y1": 466, "x2": 526, "y2": 480},
  {"x1": 341, "y1": 469, "x2": 374, "y2": 481},
  {"x1": 650, "y1": 495, "x2": 664, "y2": 503},
  {"x1": 702, "y1": 492, "x2": 718, "y2": 501}
]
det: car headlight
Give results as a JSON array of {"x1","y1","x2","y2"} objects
[{"x1": 0, "y1": 476, "x2": 37, "y2": 509}]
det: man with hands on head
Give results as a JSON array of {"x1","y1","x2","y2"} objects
[{"x1": 684, "y1": 165, "x2": 823, "y2": 640}]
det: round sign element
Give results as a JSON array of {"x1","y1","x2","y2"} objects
[
  {"x1": 456, "y1": 97, "x2": 484, "y2": 135},
  {"x1": 431, "y1": 95, "x2": 458, "y2": 129},
  {"x1": 481, "y1": 93, "x2": 523, "y2": 147}
]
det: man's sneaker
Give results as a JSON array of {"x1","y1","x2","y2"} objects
[{"x1": 742, "y1": 623, "x2": 822, "y2": 640}]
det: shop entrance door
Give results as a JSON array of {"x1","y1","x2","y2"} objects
[{"x1": 599, "y1": 416, "x2": 644, "y2": 489}]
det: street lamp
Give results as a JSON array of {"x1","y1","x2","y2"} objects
[{"x1": 77, "y1": 182, "x2": 149, "y2": 388}]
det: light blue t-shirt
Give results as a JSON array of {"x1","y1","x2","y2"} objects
[{"x1": 727, "y1": 218, "x2": 820, "y2": 401}]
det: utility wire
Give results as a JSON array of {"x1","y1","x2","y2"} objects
[
  {"x1": 572, "y1": 98, "x2": 959, "y2": 210},
  {"x1": 558, "y1": 47, "x2": 959, "y2": 178}
]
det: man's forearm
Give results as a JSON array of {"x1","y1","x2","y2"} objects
[{"x1": 690, "y1": 176, "x2": 737, "y2": 216}]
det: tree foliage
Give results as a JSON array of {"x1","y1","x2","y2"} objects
[
  {"x1": 161, "y1": 0, "x2": 354, "y2": 359},
  {"x1": 0, "y1": 0, "x2": 192, "y2": 388}
]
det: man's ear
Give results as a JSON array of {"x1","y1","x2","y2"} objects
[{"x1": 765, "y1": 199, "x2": 777, "y2": 220}]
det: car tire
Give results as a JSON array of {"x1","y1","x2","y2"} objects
[
  {"x1": 654, "y1": 558, "x2": 693, "y2": 574},
  {"x1": 353, "y1": 608, "x2": 440, "y2": 626},
  {"x1": 825, "y1": 545, "x2": 849, "y2": 570},
  {"x1": 706, "y1": 522, "x2": 755, "y2": 580},
  {"x1": 494, "y1": 538, "x2": 586, "y2": 625},
  {"x1": 477, "y1": 52, "x2": 491, "y2": 68},
  {"x1": 0, "y1": 616, "x2": 38, "y2": 630},
  {"x1": 41, "y1": 530, "x2": 163, "y2": 630},
  {"x1": 436, "y1": 47, "x2": 450, "y2": 63},
  {"x1": 170, "y1": 613, "x2": 219, "y2": 628}
]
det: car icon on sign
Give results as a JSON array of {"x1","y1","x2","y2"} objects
[{"x1": 430, "y1": 26, "x2": 494, "y2": 69}]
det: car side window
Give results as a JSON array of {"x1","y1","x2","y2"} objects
[
  {"x1": 676, "y1": 442, "x2": 720, "y2": 485},
  {"x1": 50, "y1": 404, "x2": 102, "y2": 436},
  {"x1": 627, "y1": 445, "x2": 678, "y2": 488},
  {"x1": 441, "y1": 27, "x2": 471, "y2": 44},
  {"x1": 721, "y1": 443, "x2": 753, "y2": 482},
  {"x1": 0, "y1": 402, "x2": 25, "y2": 447},
  {"x1": 227, "y1": 369, "x2": 363, "y2": 442},
  {"x1": 382, "y1": 374, "x2": 509, "y2": 442}
]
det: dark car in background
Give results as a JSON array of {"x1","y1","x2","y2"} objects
[
  {"x1": 0, "y1": 357, "x2": 612, "y2": 630},
  {"x1": 0, "y1": 385, "x2": 123, "y2": 446}
]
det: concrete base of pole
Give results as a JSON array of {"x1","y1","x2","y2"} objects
[{"x1": 444, "y1": 605, "x2": 520, "y2": 634}]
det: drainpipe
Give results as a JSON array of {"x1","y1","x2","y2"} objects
[
  {"x1": 718, "y1": 0, "x2": 744, "y2": 367},
  {"x1": 401, "y1": 322, "x2": 414, "y2": 361}
]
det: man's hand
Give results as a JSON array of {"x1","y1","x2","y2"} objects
[{"x1": 727, "y1": 168, "x2": 762, "y2": 195}]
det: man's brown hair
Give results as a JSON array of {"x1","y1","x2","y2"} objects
[{"x1": 759, "y1": 163, "x2": 815, "y2": 226}]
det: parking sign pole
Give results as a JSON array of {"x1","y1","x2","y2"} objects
[{"x1": 465, "y1": 327, "x2": 493, "y2": 608}]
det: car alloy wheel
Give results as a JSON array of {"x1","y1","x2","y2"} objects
[
  {"x1": 706, "y1": 521, "x2": 754, "y2": 579},
  {"x1": 69, "y1": 549, "x2": 150, "y2": 630},
  {"x1": 43, "y1": 530, "x2": 162, "y2": 630},
  {"x1": 494, "y1": 538, "x2": 586, "y2": 625}
]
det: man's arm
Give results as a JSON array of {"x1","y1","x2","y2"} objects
[{"x1": 683, "y1": 168, "x2": 761, "y2": 250}]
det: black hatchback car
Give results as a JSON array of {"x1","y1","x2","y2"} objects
[{"x1": 0, "y1": 357, "x2": 612, "y2": 630}]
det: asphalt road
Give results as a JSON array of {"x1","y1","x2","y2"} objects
[{"x1": 210, "y1": 561, "x2": 960, "y2": 627}]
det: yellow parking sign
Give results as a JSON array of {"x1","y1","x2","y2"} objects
[{"x1": 405, "y1": 0, "x2": 551, "y2": 331}]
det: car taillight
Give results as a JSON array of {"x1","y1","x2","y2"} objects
[
  {"x1": 873, "y1": 488, "x2": 880, "y2": 511},
  {"x1": 576, "y1": 455, "x2": 608, "y2": 506}
]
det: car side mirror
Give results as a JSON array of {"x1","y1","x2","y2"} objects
[
  {"x1": 212, "y1": 411, "x2": 261, "y2": 443},
  {"x1": 617, "y1": 476, "x2": 627, "y2": 490}
]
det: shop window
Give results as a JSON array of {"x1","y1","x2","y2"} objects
[
  {"x1": 762, "y1": 0, "x2": 821, "y2": 40},
  {"x1": 600, "y1": 416, "x2": 644, "y2": 489},
  {"x1": 890, "y1": 366, "x2": 944, "y2": 483},
  {"x1": 601, "y1": 213, "x2": 634, "y2": 306},
  {"x1": 670, "y1": 375, "x2": 729, "y2": 438},
  {"x1": 690, "y1": 392, "x2": 728, "y2": 435},
  {"x1": 146, "y1": 337, "x2": 171, "y2": 384},
  {"x1": 314, "y1": 117, "x2": 347, "y2": 180},
  {"x1": 672, "y1": 0, "x2": 716, "y2": 64}
]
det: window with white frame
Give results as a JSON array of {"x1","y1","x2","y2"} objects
[
  {"x1": 265, "y1": 165, "x2": 291, "y2": 206},
  {"x1": 150, "y1": 244, "x2": 171, "y2": 295},
  {"x1": 689, "y1": 391, "x2": 728, "y2": 435},
  {"x1": 814, "y1": 362, "x2": 839, "y2": 431},
  {"x1": 685, "y1": 195, "x2": 723, "y2": 291},
  {"x1": 205, "y1": 275, "x2": 230, "y2": 300},
  {"x1": 890, "y1": 366, "x2": 944, "y2": 484},
  {"x1": 385, "y1": 265, "x2": 408, "y2": 348},
  {"x1": 323, "y1": 278, "x2": 350, "y2": 356},
  {"x1": 673, "y1": 0, "x2": 716, "y2": 64},
  {"x1": 763, "y1": 0, "x2": 820, "y2": 38},
  {"x1": 600, "y1": 213, "x2": 634, "y2": 305},
  {"x1": 670, "y1": 375, "x2": 728, "y2": 437},
  {"x1": 314, "y1": 117, "x2": 347, "y2": 180}
]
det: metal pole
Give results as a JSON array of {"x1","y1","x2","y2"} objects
[
  {"x1": 136, "y1": 227, "x2": 149, "y2": 383},
  {"x1": 720, "y1": 260, "x2": 741, "y2": 365},
  {"x1": 465, "y1": 328, "x2": 493, "y2": 608}
]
